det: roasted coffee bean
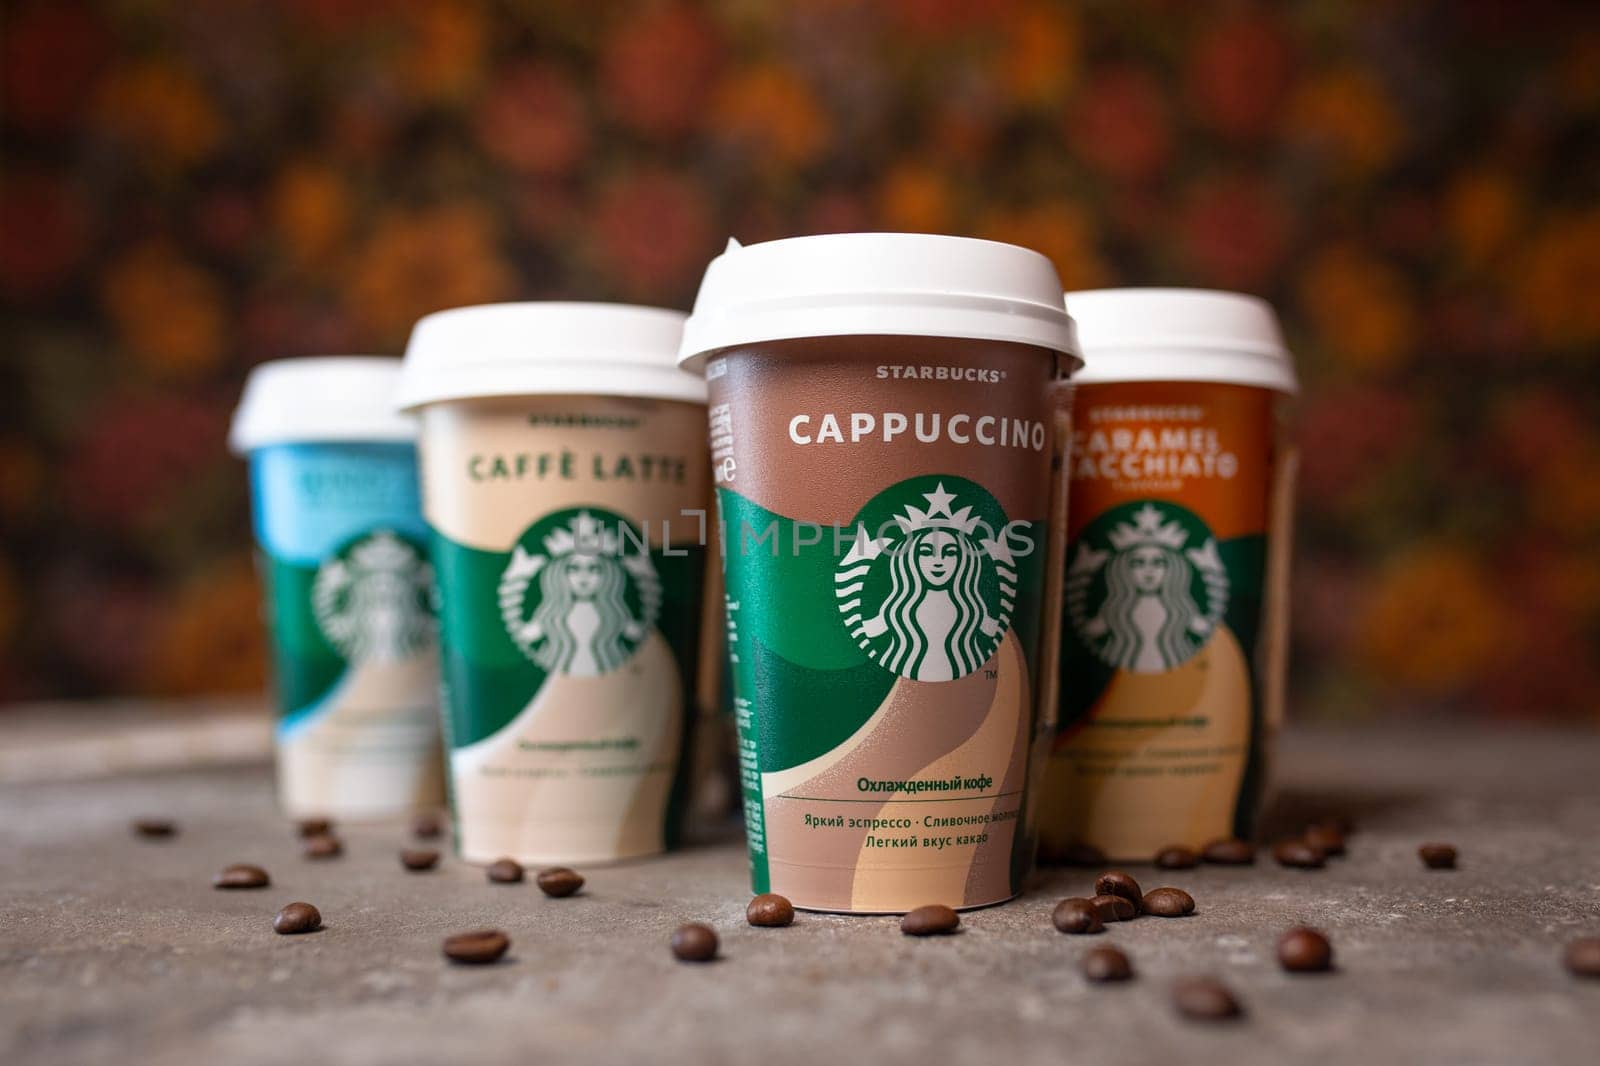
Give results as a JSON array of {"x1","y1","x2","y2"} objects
[
  {"x1": 295, "y1": 818, "x2": 331, "y2": 838},
  {"x1": 399, "y1": 848, "x2": 440, "y2": 872},
  {"x1": 1154, "y1": 845, "x2": 1199, "y2": 869},
  {"x1": 670, "y1": 923, "x2": 719, "y2": 961},
  {"x1": 535, "y1": 866, "x2": 584, "y2": 897},
  {"x1": 1052, "y1": 897, "x2": 1105, "y2": 935},
  {"x1": 1418, "y1": 843, "x2": 1457, "y2": 869},
  {"x1": 1202, "y1": 838, "x2": 1255, "y2": 865},
  {"x1": 443, "y1": 929, "x2": 510, "y2": 964},
  {"x1": 1303, "y1": 824, "x2": 1346, "y2": 856},
  {"x1": 900, "y1": 904, "x2": 960, "y2": 936},
  {"x1": 411, "y1": 811, "x2": 444, "y2": 839},
  {"x1": 1316, "y1": 814, "x2": 1355, "y2": 835},
  {"x1": 1082, "y1": 946, "x2": 1133, "y2": 983},
  {"x1": 1090, "y1": 894, "x2": 1136, "y2": 922},
  {"x1": 132, "y1": 818, "x2": 176, "y2": 838},
  {"x1": 1094, "y1": 871, "x2": 1143, "y2": 912},
  {"x1": 213, "y1": 863, "x2": 270, "y2": 889},
  {"x1": 273, "y1": 902, "x2": 321, "y2": 935},
  {"x1": 746, "y1": 893, "x2": 795, "y2": 928},
  {"x1": 1273, "y1": 839, "x2": 1326, "y2": 869},
  {"x1": 303, "y1": 834, "x2": 342, "y2": 859},
  {"x1": 1058, "y1": 842, "x2": 1107, "y2": 867},
  {"x1": 1278, "y1": 927, "x2": 1334, "y2": 973},
  {"x1": 1142, "y1": 887, "x2": 1196, "y2": 918},
  {"x1": 1563, "y1": 937, "x2": 1600, "y2": 978},
  {"x1": 486, "y1": 858, "x2": 524, "y2": 883},
  {"x1": 1172, "y1": 976, "x2": 1242, "y2": 1021}
]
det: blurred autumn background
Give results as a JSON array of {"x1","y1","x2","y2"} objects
[{"x1": 0, "y1": 0, "x2": 1596, "y2": 720}]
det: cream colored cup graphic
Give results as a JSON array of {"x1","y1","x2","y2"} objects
[
  {"x1": 230, "y1": 357, "x2": 444, "y2": 820},
  {"x1": 397, "y1": 303, "x2": 708, "y2": 865},
  {"x1": 678, "y1": 234, "x2": 1080, "y2": 912}
]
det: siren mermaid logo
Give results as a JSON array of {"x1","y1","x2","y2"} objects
[
  {"x1": 498, "y1": 508, "x2": 659, "y2": 677},
  {"x1": 1067, "y1": 501, "x2": 1229, "y2": 673},
  {"x1": 312, "y1": 530, "x2": 435, "y2": 662},
  {"x1": 837, "y1": 477, "x2": 1023, "y2": 682}
]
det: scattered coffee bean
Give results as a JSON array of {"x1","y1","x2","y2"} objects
[
  {"x1": 900, "y1": 904, "x2": 960, "y2": 936},
  {"x1": 295, "y1": 818, "x2": 332, "y2": 838},
  {"x1": 411, "y1": 811, "x2": 444, "y2": 838},
  {"x1": 303, "y1": 834, "x2": 342, "y2": 859},
  {"x1": 213, "y1": 863, "x2": 270, "y2": 889},
  {"x1": 1058, "y1": 842, "x2": 1108, "y2": 867},
  {"x1": 1273, "y1": 839, "x2": 1326, "y2": 869},
  {"x1": 1142, "y1": 887, "x2": 1196, "y2": 918},
  {"x1": 1303, "y1": 824, "x2": 1346, "y2": 856},
  {"x1": 1172, "y1": 976, "x2": 1242, "y2": 1021},
  {"x1": 1202, "y1": 838, "x2": 1255, "y2": 865},
  {"x1": 1563, "y1": 937, "x2": 1600, "y2": 978},
  {"x1": 1154, "y1": 845, "x2": 1199, "y2": 869},
  {"x1": 746, "y1": 893, "x2": 795, "y2": 928},
  {"x1": 399, "y1": 848, "x2": 440, "y2": 872},
  {"x1": 535, "y1": 866, "x2": 584, "y2": 897},
  {"x1": 443, "y1": 929, "x2": 509, "y2": 964},
  {"x1": 1278, "y1": 927, "x2": 1334, "y2": 972},
  {"x1": 132, "y1": 818, "x2": 176, "y2": 838},
  {"x1": 1082, "y1": 945, "x2": 1133, "y2": 982},
  {"x1": 1090, "y1": 894, "x2": 1136, "y2": 922},
  {"x1": 1418, "y1": 843, "x2": 1457, "y2": 869},
  {"x1": 486, "y1": 858, "x2": 524, "y2": 883},
  {"x1": 1094, "y1": 871, "x2": 1143, "y2": 912},
  {"x1": 1052, "y1": 897, "x2": 1105, "y2": 935},
  {"x1": 273, "y1": 902, "x2": 321, "y2": 935},
  {"x1": 670, "y1": 923, "x2": 719, "y2": 961},
  {"x1": 1316, "y1": 814, "x2": 1355, "y2": 835}
]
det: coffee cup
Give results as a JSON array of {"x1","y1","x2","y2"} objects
[
  {"x1": 1038, "y1": 288, "x2": 1299, "y2": 860},
  {"x1": 231, "y1": 357, "x2": 444, "y2": 819},
  {"x1": 397, "y1": 303, "x2": 708, "y2": 864},
  {"x1": 678, "y1": 234, "x2": 1080, "y2": 912}
]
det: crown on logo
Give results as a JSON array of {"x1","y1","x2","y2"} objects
[
  {"x1": 349, "y1": 531, "x2": 415, "y2": 572},
  {"x1": 1106, "y1": 504, "x2": 1189, "y2": 551},
  {"x1": 544, "y1": 511, "x2": 620, "y2": 557},
  {"x1": 893, "y1": 482, "x2": 985, "y2": 536}
]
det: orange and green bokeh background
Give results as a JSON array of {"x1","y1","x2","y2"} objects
[{"x1": 1, "y1": 0, "x2": 1596, "y2": 718}]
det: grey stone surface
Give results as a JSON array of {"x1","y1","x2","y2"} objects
[{"x1": 3, "y1": 722, "x2": 1599, "y2": 1066}]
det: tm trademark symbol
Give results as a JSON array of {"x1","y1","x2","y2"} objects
[{"x1": 985, "y1": 669, "x2": 999, "y2": 680}]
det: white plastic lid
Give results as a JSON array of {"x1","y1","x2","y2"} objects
[
  {"x1": 395, "y1": 302, "x2": 703, "y2": 410},
  {"x1": 229, "y1": 356, "x2": 415, "y2": 453},
  {"x1": 677, "y1": 234, "x2": 1080, "y2": 371},
  {"x1": 1065, "y1": 288, "x2": 1298, "y2": 394}
]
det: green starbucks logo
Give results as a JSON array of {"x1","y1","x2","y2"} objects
[
  {"x1": 312, "y1": 530, "x2": 435, "y2": 663},
  {"x1": 1067, "y1": 501, "x2": 1228, "y2": 673},
  {"x1": 836, "y1": 477, "x2": 1019, "y2": 682},
  {"x1": 498, "y1": 508, "x2": 659, "y2": 677}
]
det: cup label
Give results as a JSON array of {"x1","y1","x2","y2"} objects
[
  {"x1": 499, "y1": 507, "x2": 660, "y2": 677},
  {"x1": 251, "y1": 443, "x2": 444, "y2": 818},
  {"x1": 838, "y1": 477, "x2": 1021, "y2": 682},
  {"x1": 312, "y1": 530, "x2": 437, "y2": 663},
  {"x1": 707, "y1": 339, "x2": 1056, "y2": 912},
  {"x1": 1039, "y1": 381, "x2": 1285, "y2": 859},
  {"x1": 1065, "y1": 501, "x2": 1229, "y2": 674},
  {"x1": 421, "y1": 399, "x2": 707, "y2": 865}
]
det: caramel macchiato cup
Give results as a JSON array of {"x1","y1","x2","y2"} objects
[
  {"x1": 1038, "y1": 289, "x2": 1299, "y2": 861},
  {"x1": 398, "y1": 303, "x2": 708, "y2": 865},
  {"x1": 679, "y1": 234, "x2": 1081, "y2": 912},
  {"x1": 231, "y1": 357, "x2": 445, "y2": 819}
]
